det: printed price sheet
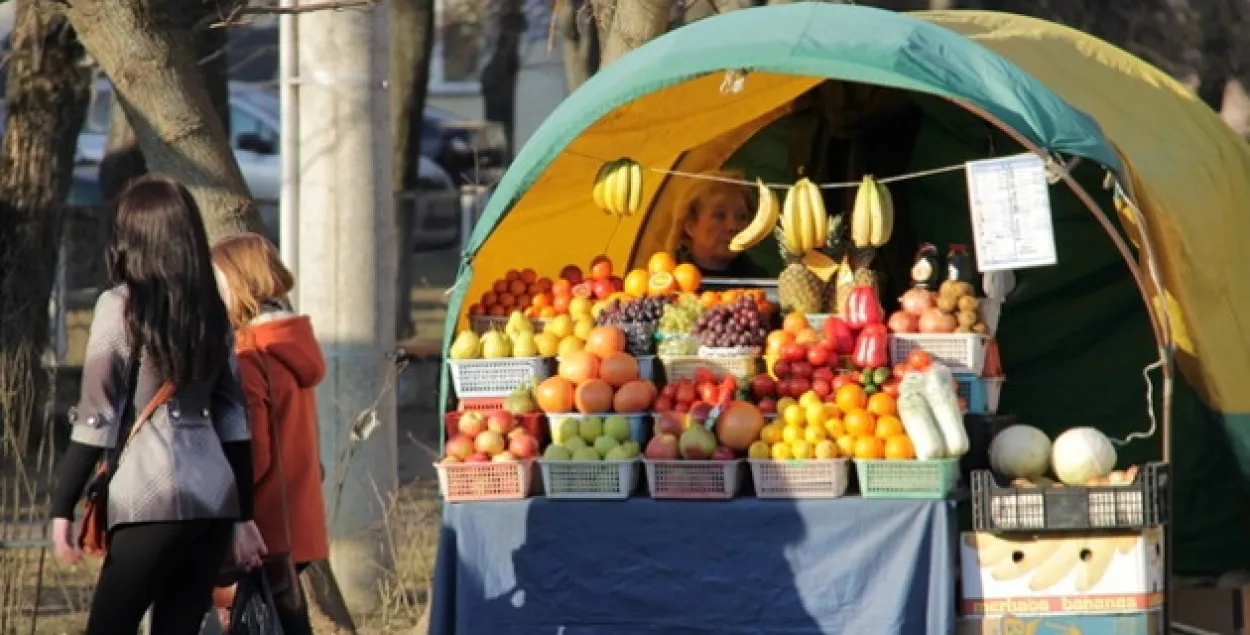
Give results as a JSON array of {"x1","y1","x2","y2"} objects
[{"x1": 964, "y1": 153, "x2": 1058, "y2": 272}]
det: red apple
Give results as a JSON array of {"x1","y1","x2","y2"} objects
[
  {"x1": 645, "y1": 434, "x2": 680, "y2": 460},
  {"x1": 688, "y1": 402, "x2": 713, "y2": 423},
  {"x1": 507, "y1": 433, "x2": 540, "y2": 459},
  {"x1": 445, "y1": 434, "x2": 474, "y2": 461},
  {"x1": 711, "y1": 446, "x2": 736, "y2": 461},
  {"x1": 789, "y1": 377, "x2": 811, "y2": 396},
  {"x1": 492, "y1": 451, "x2": 518, "y2": 462},
  {"x1": 831, "y1": 374, "x2": 852, "y2": 391},
  {"x1": 791, "y1": 361, "x2": 813, "y2": 379},
  {"x1": 811, "y1": 378, "x2": 832, "y2": 398},
  {"x1": 812, "y1": 366, "x2": 834, "y2": 383},
  {"x1": 486, "y1": 411, "x2": 516, "y2": 435},
  {"x1": 654, "y1": 411, "x2": 684, "y2": 436},
  {"x1": 591, "y1": 278, "x2": 613, "y2": 299},
  {"x1": 474, "y1": 430, "x2": 506, "y2": 456},
  {"x1": 466, "y1": 452, "x2": 490, "y2": 463},
  {"x1": 806, "y1": 346, "x2": 829, "y2": 368},
  {"x1": 458, "y1": 411, "x2": 486, "y2": 438},
  {"x1": 560, "y1": 265, "x2": 584, "y2": 284},
  {"x1": 757, "y1": 398, "x2": 777, "y2": 415},
  {"x1": 773, "y1": 359, "x2": 793, "y2": 379},
  {"x1": 608, "y1": 276, "x2": 624, "y2": 292},
  {"x1": 781, "y1": 342, "x2": 806, "y2": 363},
  {"x1": 674, "y1": 401, "x2": 690, "y2": 413},
  {"x1": 507, "y1": 427, "x2": 529, "y2": 440},
  {"x1": 774, "y1": 379, "x2": 792, "y2": 399}
]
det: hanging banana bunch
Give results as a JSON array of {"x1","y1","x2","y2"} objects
[
  {"x1": 591, "y1": 158, "x2": 644, "y2": 217},
  {"x1": 729, "y1": 179, "x2": 780, "y2": 252},
  {"x1": 849, "y1": 175, "x2": 895, "y2": 248},
  {"x1": 779, "y1": 177, "x2": 829, "y2": 255}
]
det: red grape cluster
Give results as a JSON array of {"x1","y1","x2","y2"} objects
[{"x1": 694, "y1": 296, "x2": 768, "y2": 348}]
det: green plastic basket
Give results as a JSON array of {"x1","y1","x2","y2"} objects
[{"x1": 853, "y1": 458, "x2": 960, "y2": 499}]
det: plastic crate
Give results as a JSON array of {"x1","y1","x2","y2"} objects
[
  {"x1": 889, "y1": 334, "x2": 989, "y2": 375},
  {"x1": 469, "y1": 315, "x2": 548, "y2": 334},
  {"x1": 749, "y1": 459, "x2": 851, "y2": 499},
  {"x1": 435, "y1": 459, "x2": 535, "y2": 502},
  {"x1": 539, "y1": 459, "x2": 640, "y2": 500},
  {"x1": 956, "y1": 375, "x2": 1005, "y2": 414},
  {"x1": 970, "y1": 463, "x2": 1170, "y2": 532},
  {"x1": 546, "y1": 413, "x2": 648, "y2": 446},
  {"x1": 659, "y1": 355, "x2": 759, "y2": 382},
  {"x1": 443, "y1": 410, "x2": 546, "y2": 441},
  {"x1": 643, "y1": 459, "x2": 743, "y2": 500},
  {"x1": 853, "y1": 458, "x2": 960, "y2": 499},
  {"x1": 448, "y1": 356, "x2": 552, "y2": 399}
]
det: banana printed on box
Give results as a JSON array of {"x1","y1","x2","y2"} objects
[
  {"x1": 956, "y1": 610, "x2": 1164, "y2": 635},
  {"x1": 959, "y1": 529, "x2": 1164, "y2": 616}
]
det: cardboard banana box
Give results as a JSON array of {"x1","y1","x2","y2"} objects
[
  {"x1": 959, "y1": 529, "x2": 1164, "y2": 616},
  {"x1": 957, "y1": 611, "x2": 1163, "y2": 635}
]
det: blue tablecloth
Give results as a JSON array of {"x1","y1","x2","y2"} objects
[{"x1": 429, "y1": 496, "x2": 956, "y2": 635}]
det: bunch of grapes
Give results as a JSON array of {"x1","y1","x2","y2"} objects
[
  {"x1": 694, "y1": 296, "x2": 768, "y2": 349},
  {"x1": 657, "y1": 294, "x2": 702, "y2": 335},
  {"x1": 598, "y1": 296, "x2": 669, "y2": 355}
]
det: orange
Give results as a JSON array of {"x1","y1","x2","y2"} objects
[
  {"x1": 623, "y1": 269, "x2": 650, "y2": 297},
  {"x1": 648, "y1": 272, "x2": 677, "y2": 295},
  {"x1": 551, "y1": 279, "x2": 573, "y2": 298},
  {"x1": 853, "y1": 436, "x2": 886, "y2": 460},
  {"x1": 843, "y1": 408, "x2": 876, "y2": 437},
  {"x1": 551, "y1": 295, "x2": 571, "y2": 314},
  {"x1": 699, "y1": 291, "x2": 720, "y2": 309},
  {"x1": 672, "y1": 263, "x2": 702, "y2": 293},
  {"x1": 538, "y1": 306, "x2": 556, "y2": 318},
  {"x1": 835, "y1": 435, "x2": 857, "y2": 457},
  {"x1": 866, "y1": 393, "x2": 897, "y2": 417},
  {"x1": 720, "y1": 290, "x2": 741, "y2": 305},
  {"x1": 782, "y1": 312, "x2": 810, "y2": 335},
  {"x1": 648, "y1": 252, "x2": 677, "y2": 274},
  {"x1": 531, "y1": 293, "x2": 552, "y2": 309},
  {"x1": 834, "y1": 384, "x2": 868, "y2": 413},
  {"x1": 884, "y1": 435, "x2": 916, "y2": 460},
  {"x1": 874, "y1": 415, "x2": 904, "y2": 439},
  {"x1": 794, "y1": 328, "x2": 821, "y2": 345}
]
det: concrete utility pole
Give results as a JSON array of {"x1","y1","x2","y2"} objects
[{"x1": 295, "y1": 0, "x2": 397, "y2": 613}]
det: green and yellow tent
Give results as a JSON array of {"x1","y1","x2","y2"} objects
[{"x1": 440, "y1": 3, "x2": 1250, "y2": 574}]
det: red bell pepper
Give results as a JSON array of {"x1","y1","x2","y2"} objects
[
  {"x1": 845, "y1": 285, "x2": 885, "y2": 330},
  {"x1": 852, "y1": 324, "x2": 889, "y2": 369},
  {"x1": 821, "y1": 316, "x2": 856, "y2": 356}
]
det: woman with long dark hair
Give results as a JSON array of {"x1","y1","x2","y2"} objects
[{"x1": 48, "y1": 175, "x2": 267, "y2": 634}]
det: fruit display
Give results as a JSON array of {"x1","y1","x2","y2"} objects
[
  {"x1": 441, "y1": 410, "x2": 541, "y2": 464},
  {"x1": 694, "y1": 295, "x2": 768, "y2": 350},
  {"x1": 645, "y1": 410, "x2": 736, "y2": 461},
  {"x1": 747, "y1": 387, "x2": 914, "y2": 462},
  {"x1": 888, "y1": 282, "x2": 991, "y2": 335},
  {"x1": 849, "y1": 175, "x2": 895, "y2": 249},
  {"x1": 894, "y1": 356, "x2": 970, "y2": 460},
  {"x1": 696, "y1": 288, "x2": 773, "y2": 314},
  {"x1": 467, "y1": 257, "x2": 630, "y2": 320},
  {"x1": 619, "y1": 252, "x2": 703, "y2": 299},
  {"x1": 533, "y1": 332, "x2": 658, "y2": 415},
  {"x1": 543, "y1": 415, "x2": 642, "y2": 461},
  {"x1": 591, "y1": 158, "x2": 644, "y2": 218}
]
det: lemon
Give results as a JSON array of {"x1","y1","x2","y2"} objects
[
  {"x1": 814, "y1": 439, "x2": 839, "y2": 459},
  {"x1": 804, "y1": 425, "x2": 828, "y2": 444},
  {"x1": 573, "y1": 317, "x2": 594, "y2": 340},
  {"x1": 569, "y1": 297, "x2": 593, "y2": 318},
  {"x1": 804, "y1": 403, "x2": 826, "y2": 428},
  {"x1": 798, "y1": 391, "x2": 822, "y2": 408},
  {"x1": 748, "y1": 441, "x2": 771, "y2": 460},
  {"x1": 783, "y1": 404, "x2": 806, "y2": 428},
  {"x1": 760, "y1": 422, "x2": 784, "y2": 445},
  {"x1": 782, "y1": 425, "x2": 803, "y2": 445},
  {"x1": 770, "y1": 442, "x2": 793, "y2": 460},
  {"x1": 791, "y1": 440, "x2": 814, "y2": 460},
  {"x1": 823, "y1": 417, "x2": 846, "y2": 439}
]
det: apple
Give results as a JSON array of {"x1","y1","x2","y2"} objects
[
  {"x1": 791, "y1": 361, "x2": 813, "y2": 379},
  {"x1": 591, "y1": 278, "x2": 613, "y2": 299},
  {"x1": 466, "y1": 452, "x2": 490, "y2": 463},
  {"x1": 608, "y1": 276, "x2": 624, "y2": 292},
  {"x1": 831, "y1": 374, "x2": 852, "y2": 391},
  {"x1": 644, "y1": 433, "x2": 680, "y2": 460},
  {"x1": 654, "y1": 396, "x2": 674, "y2": 412},
  {"x1": 507, "y1": 427, "x2": 529, "y2": 440},
  {"x1": 474, "y1": 430, "x2": 506, "y2": 456},
  {"x1": 807, "y1": 346, "x2": 830, "y2": 368},
  {"x1": 773, "y1": 359, "x2": 793, "y2": 379},
  {"x1": 812, "y1": 366, "x2": 834, "y2": 383},
  {"x1": 654, "y1": 411, "x2": 684, "y2": 436},
  {"x1": 781, "y1": 342, "x2": 806, "y2": 363},
  {"x1": 441, "y1": 456, "x2": 462, "y2": 463},
  {"x1": 688, "y1": 402, "x2": 712, "y2": 424},
  {"x1": 445, "y1": 434, "x2": 474, "y2": 461},
  {"x1": 486, "y1": 411, "x2": 516, "y2": 435},
  {"x1": 492, "y1": 451, "x2": 518, "y2": 462},
  {"x1": 711, "y1": 445, "x2": 736, "y2": 461},
  {"x1": 674, "y1": 401, "x2": 690, "y2": 413},
  {"x1": 560, "y1": 265, "x2": 584, "y2": 283},
  {"x1": 458, "y1": 411, "x2": 486, "y2": 438},
  {"x1": 757, "y1": 397, "x2": 777, "y2": 415},
  {"x1": 789, "y1": 377, "x2": 811, "y2": 396},
  {"x1": 508, "y1": 433, "x2": 540, "y2": 459}
]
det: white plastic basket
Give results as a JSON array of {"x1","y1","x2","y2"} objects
[
  {"x1": 643, "y1": 459, "x2": 743, "y2": 500},
  {"x1": 539, "y1": 459, "x2": 640, "y2": 500},
  {"x1": 888, "y1": 334, "x2": 989, "y2": 375},
  {"x1": 749, "y1": 459, "x2": 851, "y2": 499},
  {"x1": 448, "y1": 357, "x2": 552, "y2": 399}
]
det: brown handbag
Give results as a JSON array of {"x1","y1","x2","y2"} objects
[{"x1": 78, "y1": 370, "x2": 175, "y2": 557}]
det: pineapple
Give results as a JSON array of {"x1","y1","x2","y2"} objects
[{"x1": 775, "y1": 227, "x2": 826, "y2": 314}]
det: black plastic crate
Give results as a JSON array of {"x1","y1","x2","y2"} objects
[{"x1": 971, "y1": 462, "x2": 1169, "y2": 532}]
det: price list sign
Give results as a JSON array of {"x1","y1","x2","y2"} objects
[{"x1": 964, "y1": 153, "x2": 1058, "y2": 272}]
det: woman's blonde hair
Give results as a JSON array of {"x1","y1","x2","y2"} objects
[
  {"x1": 666, "y1": 169, "x2": 751, "y2": 251},
  {"x1": 211, "y1": 232, "x2": 294, "y2": 329}
]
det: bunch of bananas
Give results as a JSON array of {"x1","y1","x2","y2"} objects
[
  {"x1": 779, "y1": 177, "x2": 828, "y2": 255},
  {"x1": 849, "y1": 175, "x2": 894, "y2": 248},
  {"x1": 591, "y1": 158, "x2": 644, "y2": 217}
]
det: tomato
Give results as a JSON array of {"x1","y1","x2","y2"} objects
[
  {"x1": 892, "y1": 363, "x2": 910, "y2": 380},
  {"x1": 662, "y1": 383, "x2": 678, "y2": 399},
  {"x1": 831, "y1": 374, "x2": 852, "y2": 391},
  {"x1": 654, "y1": 396, "x2": 674, "y2": 412},
  {"x1": 676, "y1": 383, "x2": 697, "y2": 404},
  {"x1": 811, "y1": 366, "x2": 834, "y2": 383},
  {"x1": 881, "y1": 377, "x2": 902, "y2": 398},
  {"x1": 806, "y1": 346, "x2": 830, "y2": 368},
  {"x1": 907, "y1": 350, "x2": 933, "y2": 371},
  {"x1": 791, "y1": 361, "x2": 813, "y2": 379},
  {"x1": 773, "y1": 359, "x2": 793, "y2": 379},
  {"x1": 693, "y1": 367, "x2": 716, "y2": 385},
  {"x1": 781, "y1": 342, "x2": 807, "y2": 363},
  {"x1": 811, "y1": 378, "x2": 832, "y2": 397},
  {"x1": 751, "y1": 374, "x2": 777, "y2": 399}
]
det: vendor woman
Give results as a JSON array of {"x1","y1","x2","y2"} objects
[{"x1": 668, "y1": 169, "x2": 771, "y2": 278}]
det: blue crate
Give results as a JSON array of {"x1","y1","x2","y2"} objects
[{"x1": 956, "y1": 374, "x2": 1004, "y2": 414}]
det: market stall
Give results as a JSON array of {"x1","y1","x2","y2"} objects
[{"x1": 427, "y1": 4, "x2": 1250, "y2": 634}]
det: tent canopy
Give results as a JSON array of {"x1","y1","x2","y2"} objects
[{"x1": 444, "y1": 3, "x2": 1250, "y2": 573}]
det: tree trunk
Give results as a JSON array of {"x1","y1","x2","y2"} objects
[
  {"x1": 100, "y1": 1, "x2": 233, "y2": 202},
  {"x1": 0, "y1": 0, "x2": 90, "y2": 448},
  {"x1": 590, "y1": 0, "x2": 672, "y2": 67},
  {"x1": 683, "y1": 0, "x2": 756, "y2": 23},
  {"x1": 63, "y1": 0, "x2": 261, "y2": 243},
  {"x1": 480, "y1": 0, "x2": 524, "y2": 157},
  {"x1": 558, "y1": 0, "x2": 600, "y2": 91},
  {"x1": 390, "y1": 0, "x2": 435, "y2": 342}
]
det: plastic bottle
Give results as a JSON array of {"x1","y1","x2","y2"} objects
[
  {"x1": 946, "y1": 244, "x2": 973, "y2": 283},
  {"x1": 910, "y1": 243, "x2": 940, "y2": 291}
]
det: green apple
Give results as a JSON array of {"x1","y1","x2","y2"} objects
[
  {"x1": 554, "y1": 418, "x2": 580, "y2": 445},
  {"x1": 543, "y1": 445, "x2": 573, "y2": 461},
  {"x1": 617, "y1": 440, "x2": 641, "y2": 459},
  {"x1": 593, "y1": 435, "x2": 619, "y2": 458},
  {"x1": 603, "y1": 445, "x2": 634, "y2": 461},
  {"x1": 572, "y1": 447, "x2": 601, "y2": 461},
  {"x1": 563, "y1": 436, "x2": 589, "y2": 452},
  {"x1": 603, "y1": 415, "x2": 632, "y2": 443},
  {"x1": 578, "y1": 416, "x2": 603, "y2": 443}
]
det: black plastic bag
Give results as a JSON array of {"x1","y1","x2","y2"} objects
[{"x1": 228, "y1": 571, "x2": 286, "y2": 635}]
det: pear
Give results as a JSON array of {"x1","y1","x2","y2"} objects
[
  {"x1": 511, "y1": 332, "x2": 538, "y2": 358},
  {"x1": 505, "y1": 311, "x2": 534, "y2": 341},
  {"x1": 448, "y1": 330, "x2": 481, "y2": 360},
  {"x1": 480, "y1": 330, "x2": 512, "y2": 359}
]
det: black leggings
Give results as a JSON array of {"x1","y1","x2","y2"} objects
[{"x1": 85, "y1": 519, "x2": 233, "y2": 635}]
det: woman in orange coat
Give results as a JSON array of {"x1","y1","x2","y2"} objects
[{"x1": 211, "y1": 233, "x2": 329, "y2": 634}]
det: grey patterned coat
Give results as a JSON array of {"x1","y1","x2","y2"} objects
[{"x1": 69, "y1": 286, "x2": 251, "y2": 528}]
